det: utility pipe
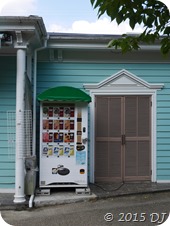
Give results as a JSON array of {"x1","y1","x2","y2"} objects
[
  {"x1": 14, "y1": 49, "x2": 26, "y2": 203},
  {"x1": 29, "y1": 38, "x2": 48, "y2": 208},
  {"x1": 29, "y1": 194, "x2": 34, "y2": 208},
  {"x1": 32, "y1": 38, "x2": 48, "y2": 156}
]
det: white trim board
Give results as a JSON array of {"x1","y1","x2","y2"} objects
[{"x1": 157, "y1": 180, "x2": 170, "y2": 183}]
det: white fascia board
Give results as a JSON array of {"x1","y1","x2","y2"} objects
[
  {"x1": 0, "y1": 25, "x2": 36, "y2": 31},
  {"x1": 47, "y1": 43, "x2": 161, "y2": 51},
  {"x1": 47, "y1": 43, "x2": 110, "y2": 50},
  {"x1": 139, "y1": 45, "x2": 161, "y2": 51}
]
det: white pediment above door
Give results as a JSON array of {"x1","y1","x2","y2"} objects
[{"x1": 84, "y1": 69, "x2": 164, "y2": 91}]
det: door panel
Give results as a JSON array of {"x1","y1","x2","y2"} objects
[
  {"x1": 109, "y1": 98, "x2": 122, "y2": 137},
  {"x1": 138, "y1": 96, "x2": 150, "y2": 136},
  {"x1": 138, "y1": 141, "x2": 151, "y2": 177},
  {"x1": 124, "y1": 141, "x2": 151, "y2": 180},
  {"x1": 95, "y1": 96, "x2": 122, "y2": 182},
  {"x1": 125, "y1": 96, "x2": 137, "y2": 137},
  {"x1": 95, "y1": 141, "x2": 109, "y2": 179},
  {"x1": 108, "y1": 141, "x2": 122, "y2": 181},
  {"x1": 95, "y1": 95, "x2": 151, "y2": 182},
  {"x1": 124, "y1": 141, "x2": 138, "y2": 178},
  {"x1": 96, "y1": 97, "x2": 108, "y2": 138},
  {"x1": 124, "y1": 96, "x2": 151, "y2": 181},
  {"x1": 95, "y1": 141, "x2": 122, "y2": 182}
]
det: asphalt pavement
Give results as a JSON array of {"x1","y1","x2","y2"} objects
[{"x1": 1, "y1": 191, "x2": 170, "y2": 226}]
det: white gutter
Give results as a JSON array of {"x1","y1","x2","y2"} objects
[{"x1": 46, "y1": 43, "x2": 161, "y2": 51}]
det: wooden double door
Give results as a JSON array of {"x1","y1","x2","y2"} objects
[{"x1": 95, "y1": 96, "x2": 151, "y2": 182}]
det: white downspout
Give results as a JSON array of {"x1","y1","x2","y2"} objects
[
  {"x1": 29, "y1": 38, "x2": 47, "y2": 208},
  {"x1": 32, "y1": 38, "x2": 47, "y2": 156},
  {"x1": 29, "y1": 194, "x2": 34, "y2": 208},
  {"x1": 14, "y1": 49, "x2": 26, "y2": 203}
]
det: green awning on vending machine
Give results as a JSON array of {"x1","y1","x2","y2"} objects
[{"x1": 37, "y1": 86, "x2": 91, "y2": 102}]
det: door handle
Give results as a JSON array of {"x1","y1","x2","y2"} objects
[{"x1": 122, "y1": 135, "x2": 126, "y2": 145}]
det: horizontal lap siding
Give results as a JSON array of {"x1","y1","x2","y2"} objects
[
  {"x1": 0, "y1": 57, "x2": 16, "y2": 188},
  {"x1": 37, "y1": 62, "x2": 170, "y2": 181}
]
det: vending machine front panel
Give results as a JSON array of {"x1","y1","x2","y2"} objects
[{"x1": 39, "y1": 102, "x2": 88, "y2": 187}]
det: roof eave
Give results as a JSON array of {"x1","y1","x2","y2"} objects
[
  {"x1": 0, "y1": 16, "x2": 47, "y2": 48},
  {"x1": 47, "y1": 32, "x2": 162, "y2": 51}
]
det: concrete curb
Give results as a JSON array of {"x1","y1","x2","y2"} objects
[{"x1": 34, "y1": 192, "x2": 97, "y2": 208}]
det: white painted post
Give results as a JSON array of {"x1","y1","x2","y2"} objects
[{"x1": 14, "y1": 49, "x2": 26, "y2": 203}]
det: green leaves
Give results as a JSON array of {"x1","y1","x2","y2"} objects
[
  {"x1": 91, "y1": 0, "x2": 170, "y2": 55},
  {"x1": 164, "y1": 27, "x2": 170, "y2": 36},
  {"x1": 90, "y1": 0, "x2": 95, "y2": 5},
  {"x1": 129, "y1": 16, "x2": 136, "y2": 30},
  {"x1": 108, "y1": 35, "x2": 140, "y2": 54},
  {"x1": 161, "y1": 37, "x2": 170, "y2": 55}
]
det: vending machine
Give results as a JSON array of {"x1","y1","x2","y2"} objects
[{"x1": 39, "y1": 102, "x2": 89, "y2": 188}]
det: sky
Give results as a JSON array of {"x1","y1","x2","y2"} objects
[{"x1": 0, "y1": 0, "x2": 169, "y2": 34}]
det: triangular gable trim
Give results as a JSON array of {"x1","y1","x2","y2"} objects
[{"x1": 84, "y1": 69, "x2": 164, "y2": 90}]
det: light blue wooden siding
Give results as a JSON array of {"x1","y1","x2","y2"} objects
[
  {"x1": 0, "y1": 57, "x2": 16, "y2": 188},
  {"x1": 37, "y1": 62, "x2": 170, "y2": 181}
]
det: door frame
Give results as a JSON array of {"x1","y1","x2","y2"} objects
[{"x1": 84, "y1": 70, "x2": 164, "y2": 183}]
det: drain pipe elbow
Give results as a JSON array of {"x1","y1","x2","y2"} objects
[{"x1": 29, "y1": 194, "x2": 35, "y2": 208}]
